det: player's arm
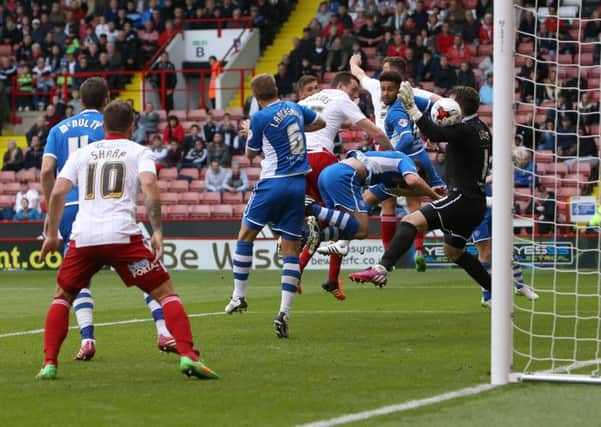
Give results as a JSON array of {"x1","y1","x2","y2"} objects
[
  {"x1": 40, "y1": 128, "x2": 58, "y2": 203},
  {"x1": 349, "y1": 53, "x2": 367, "y2": 81},
  {"x1": 245, "y1": 115, "x2": 263, "y2": 161},
  {"x1": 388, "y1": 173, "x2": 441, "y2": 200},
  {"x1": 304, "y1": 115, "x2": 326, "y2": 132},
  {"x1": 356, "y1": 119, "x2": 393, "y2": 150},
  {"x1": 140, "y1": 171, "x2": 164, "y2": 261}
]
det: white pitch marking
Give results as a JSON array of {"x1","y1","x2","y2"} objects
[{"x1": 295, "y1": 383, "x2": 499, "y2": 427}]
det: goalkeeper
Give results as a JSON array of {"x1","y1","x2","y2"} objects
[{"x1": 349, "y1": 83, "x2": 492, "y2": 295}]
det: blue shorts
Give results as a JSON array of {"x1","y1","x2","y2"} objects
[
  {"x1": 471, "y1": 207, "x2": 492, "y2": 243},
  {"x1": 408, "y1": 150, "x2": 446, "y2": 187},
  {"x1": 367, "y1": 183, "x2": 395, "y2": 202},
  {"x1": 243, "y1": 176, "x2": 306, "y2": 240},
  {"x1": 60, "y1": 204, "x2": 79, "y2": 252},
  {"x1": 318, "y1": 163, "x2": 369, "y2": 213}
]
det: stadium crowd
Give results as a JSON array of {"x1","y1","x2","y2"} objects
[{"x1": 1, "y1": 0, "x2": 600, "y2": 225}]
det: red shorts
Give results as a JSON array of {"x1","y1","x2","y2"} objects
[
  {"x1": 306, "y1": 149, "x2": 338, "y2": 204},
  {"x1": 57, "y1": 235, "x2": 170, "y2": 294}
]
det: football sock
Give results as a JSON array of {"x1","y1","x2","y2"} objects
[
  {"x1": 233, "y1": 240, "x2": 253, "y2": 300},
  {"x1": 328, "y1": 254, "x2": 343, "y2": 284},
  {"x1": 280, "y1": 255, "x2": 300, "y2": 314},
  {"x1": 380, "y1": 214, "x2": 397, "y2": 250},
  {"x1": 43, "y1": 298, "x2": 71, "y2": 366},
  {"x1": 311, "y1": 205, "x2": 359, "y2": 239},
  {"x1": 414, "y1": 231, "x2": 425, "y2": 255},
  {"x1": 73, "y1": 288, "x2": 94, "y2": 342},
  {"x1": 144, "y1": 292, "x2": 171, "y2": 337},
  {"x1": 456, "y1": 252, "x2": 491, "y2": 292},
  {"x1": 299, "y1": 246, "x2": 312, "y2": 272},
  {"x1": 481, "y1": 262, "x2": 492, "y2": 293},
  {"x1": 380, "y1": 222, "x2": 418, "y2": 271},
  {"x1": 320, "y1": 226, "x2": 341, "y2": 242},
  {"x1": 159, "y1": 294, "x2": 197, "y2": 360},
  {"x1": 513, "y1": 261, "x2": 526, "y2": 289}
]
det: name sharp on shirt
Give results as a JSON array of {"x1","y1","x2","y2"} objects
[
  {"x1": 90, "y1": 148, "x2": 127, "y2": 160},
  {"x1": 58, "y1": 118, "x2": 103, "y2": 133},
  {"x1": 269, "y1": 107, "x2": 302, "y2": 128}
]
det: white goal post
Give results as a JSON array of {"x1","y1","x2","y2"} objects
[{"x1": 492, "y1": 0, "x2": 601, "y2": 385}]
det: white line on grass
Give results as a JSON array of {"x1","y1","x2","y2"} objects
[
  {"x1": 0, "y1": 309, "x2": 480, "y2": 339},
  {"x1": 295, "y1": 383, "x2": 499, "y2": 427}
]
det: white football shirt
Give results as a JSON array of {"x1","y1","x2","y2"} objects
[
  {"x1": 361, "y1": 76, "x2": 386, "y2": 129},
  {"x1": 299, "y1": 89, "x2": 366, "y2": 153},
  {"x1": 58, "y1": 138, "x2": 156, "y2": 247}
]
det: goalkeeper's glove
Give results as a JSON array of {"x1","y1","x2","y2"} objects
[{"x1": 398, "y1": 81, "x2": 422, "y2": 122}]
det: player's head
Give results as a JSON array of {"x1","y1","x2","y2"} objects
[
  {"x1": 103, "y1": 99, "x2": 135, "y2": 138},
  {"x1": 297, "y1": 75, "x2": 319, "y2": 100},
  {"x1": 331, "y1": 71, "x2": 361, "y2": 100},
  {"x1": 448, "y1": 86, "x2": 480, "y2": 117},
  {"x1": 251, "y1": 73, "x2": 278, "y2": 106},
  {"x1": 378, "y1": 71, "x2": 402, "y2": 106},
  {"x1": 80, "y1": 77, "x2": 110, "y2": 111},
  {"x1": 382, "y1": 57, "x2": 407, "y2": 80}
]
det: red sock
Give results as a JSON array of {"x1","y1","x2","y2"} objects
[
  {"x1": 299, "y1": 246, "x2": 312, "y2": 272},
  {"x1": 160, "y1": 295, "x2": 197, "y2": 360},
  {"x1": 43, "y1": 298, "x2": 71, "y2": 366},
  {"x1": 328, "y1": 254, "x2": 342, "y2": 283},
  {"x1": 414, "y1": 232, "x2": 424, "y2": 253},
  {"x1": 381, "y1": 214, "x2": 397, "y2": 250}
]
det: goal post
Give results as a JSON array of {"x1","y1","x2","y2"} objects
[{"x1": 493, "y1": 0, "x2": 601, "y2": 385}]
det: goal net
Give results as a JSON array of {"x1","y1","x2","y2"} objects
[{"x1": 506, "y1": 0, "x2": 601, "y2": 383}]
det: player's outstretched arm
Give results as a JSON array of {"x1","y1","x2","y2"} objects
[
  {"x1": 356, "y1": 118, "x2": 393, "y2": 150},
  {"x1": 304, "y1": 115, "x2": 326, "y2": 132},
  {"x1": 140, "y1": 171, "x2": 164, "y2": 261},
  {"x1": 40, "y1": 155, "x2": 57, "y2": 204},
  {"x1": 394, "y1": 173, "x2": 441, "y2": 200},
  {"x1": 349, "y1": 54, "x2": 367, "y2": 81},
  {"x1": 39, "y1": 177, "x2": 72, "y2": 260}
]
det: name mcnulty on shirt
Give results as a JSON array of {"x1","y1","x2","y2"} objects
[{"x1": 58, "y1": 118, "x2": 103, "y2": 133}]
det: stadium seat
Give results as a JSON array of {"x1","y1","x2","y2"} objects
[
  {"x1": 517, "y1": 43, "x2": 534, "y2": 54},
  {"x1": 211, "y1": 109, "x2": 225, "y2": 122},
  {"x1": 0, "y1": 44, "x2": 12, "y2": 56},
  {"x1": 156, "y1": 109, "x2": 168, "y2": 122},
  {"x1": 179, "y1": 168, "x2": 200, "y2": 180},
  {"x1": 534, "y1": 150, "x2": 555, "y2": 163},
  {"x1": 558, "y1": 54, "x2": 574, "y2": 64},
  {"x1": 179, "y1": 192, "x2": 201, "y2": 204},
  {"x1": 569, "y1": 161, "x2": 592, "y2": 177},
  {"x1": 187, "y1": 109, "x2": 207, "y2": 122},
  {"x1": 168, "y1": 180, "x2": 189, "y2": 192},
  {"x1": 160, "y1": 192, "x2": 178, "y2": 205},
  {"x1": 170, "y1": 110, "x2": 187, "y2": 121},
  {"x1": 246, "y1": 167, "x2": 261, "y2": 180},
  {"x1": 0, "y1": 171, "x2": 15, "y2": 183},
  {"x1": 135, "y1": 205, "x2": 147, "y2": 220},
  {"x1": 540, "y1": 175, "x2": 560, "y2": 189},
  {"x1": 211, "y1": 205, "x2": 233, "y2": 217},
  {"x1": 557, "y1": 186, "x2": 580, "y2": 199},
  {"x1": 478, "y1": 44, "x2": 493, "y2": 56},
  {"x1": 0, "y1": 195, "x2": 14, "y2": 208},
  {"x1": 232, "y1": 155, "x2": 251, "y2": 167},
  {"x1": 232, "y1": 204, "x2": 246, "y2": 217},
  {"x1": 189, "y1": 180, "x2": 206, "y2": 192},
  {"x1": 222, "y1": 192, "x2": 243, "y2": 204},
  {"x1": 169, "y1": 205, "x2": 189, "y2": 219},
  {"x1": 157, "y1": 180, "x2": 169, "y2": 192},
  {"x1": 579, "y1": 53, "x2": 594, "y2": 66},
  {"x1": 189, "y1": 205, "x2": 211, "y2": 218},
  {"x1": 228, "y1": 107, "x2": 244, "y2": 121},
  {"x1": 201, "y1": 192, "x2": 222, "y2": 204},
  {"x1": 16, "y1": 169, "x2": 37, "y2": 182},
  {"x1": 3, "y1": 182, "x2": 21, "y2": 195},
  {"x1": 159, "y1": 168, "x2": 178, "y2": 181},
  {"x1": 243, "y1": 192, "x2": 252, "y2": 202}
]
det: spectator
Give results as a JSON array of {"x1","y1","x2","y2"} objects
[
  {"x1": 478, "y1": 54, "x2": 493, "y2": 81},
  {"x1": 16, "y1": 64, "x2": 33, "y2": 111},
  {"x1": 13, "y1": 198, "x2": 43, "y2": 221},
  {"x1": 433, "y1": 151, "x2": 448, "y2": 183},
  {"x1": 15, "y1": 180, "x2": 41, "y2": 212},
  {"x1": 223, "y1": 161, "x2": 249, "y2": 194},
  {"x1": 404, "y1": 48, "x2": 418, "y2": 79},
  {"x1": 178, "y1": 140, "x2": 208, "y2": 171},
  {"x1": 23, "y1": 136, "x2": 44, "y2": 170},
  {"x1": 275, "y1": 63, "x2": 294, "y2": 97},
  {"x1": 389, "y1": 2, "x2": 408, "y2": 32},
  {"x1": 165, "y1": 140, "x2": 184, "y2": 168},
  {"x1": 2, "y1": 140, "x2": 24, "y2": 171},
  {"x1": 158, "y1": 19, "x2": 178, "y2": 47},
  {"x1": 205, "y1": 160, "x2": 227, "y2": 192},
  {"x1": 208, "y1": 55, "x2": 223, "y2": 110},
  {"x1": 64, "y1": 105, "x2": 75, "y2": 118},
  {"x1": 479, "y1": 73, "x2": 493, "y2": 105},
  {"x1": 556, "y1": 116, "x2": 578, "y2": 157},
  {"x1": 436, "y1": 22, "x2": 454, "y2": 55},
  {"x1": 479, "y1": 13, "x2": 493, "y2": 45},
  {"x1": 462, "y1": 10, "x2": 481, "y2": 44},
  {"x1": 447, "y1": 35, "x2": 471, "y2": 68},
  {"x1": 456, "y1": 61, "x2": 477, "y2": 89},
  {"x1": 44, "y1": 104, "x2": 61, "y2": 129},
  {"x1": 183, "y1": 124, "x2": 204, "y2": 152},
  {"x1": 0, "y1": 57, "x2": 17, "y2": 99},
  {"x1": 67, "y1": 89, "x2": 83, "y2": 115},
  {"x1": 538, "y1": 120, "x2": 556, "y2": 151},
  {"x1": 433, "y1": 56, "x2": 456, "y2": 95},
  {"x1": 585, "y1": 10, "x2": 601, "y2": 42},
  {"x1": 202, "y1": 112, "x2": 218, "y2": 142},
  {"x1": 515, "y1": 114, "x2": 540, "y2": 151},
  {"x1": 34, "y1": 70, "x2": 54, "y2": 111},
  {"x1": 387, "y1": 32, "x2": 406, "y2": 58},
  {"x1": 139, "y1": 19, "x2": 159, "y2": 63},
  {"x1": 357, "y1": 15, "x2": 384, "y2": 47},
  {"x1": 476, "y1": 0, "x2": 493, "y2": 20},
  {"x1": 513, "y1": 147, "x2": 537, "y2": 188},
  {"x1": 325, "y1": 37, "x2": 344, "y2": 72},
  {"x1": 218, "y1": 113, "x2": 239, "y2": 149},
  {"x1": 315, "y1": 2, "x2": 331, "y2": 29},
  {"x1": 518, "y1": 10, "x2": 536, "y2": 44},
  {"x1": 416, "y1": 49, "x2": 434, "y2": 82},
  {"x1": 323, "y1": 14, "x2": 344, "y2": 40},
  {"x1": 350, "y1": 41, "x2": 368, "y2": 72},
  {"x1": 579, "y1": 92, "x2": 600, "y2": 126},
  {"x1": 151, "y1": 51, "x2": 177, "y2": 112},
  {"x1": 149, "y1": 134, "x2": 168, "y2": 169},
  {"x1": 446, "y1": 0, "x2": 467, "y2": 33},
  {"x1": 134, "y1": 103, "x2": 160, "y2": 144},
  {"x1": 45, "y1": 44, "x2": 63, "y2": 74},
  {"x1": 26, "y1": 116, "x2": 49, "y2": 146},
  {"x1": 207, "y1": 133, "x2": 231, "y2": 166},
  {"x1": 310, "y1": 36, "x2": 328, "y2": 73},
  {"x1": 427, "y1": 12, "x2": 443, "y2": 37},
  {"x1": 161, "y1": 115, "x2": 184, "y2": 146},
  {"x1": 337, "y1": 5, "x2": 354, "y2": 30}
]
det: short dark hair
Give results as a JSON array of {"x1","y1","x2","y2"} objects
[
  {"x1": 383, "y1": 56, "x2": 406, "y2": 77},
  {"x1": 251, "y1": 73, "x2": 278, "y2": 101},
  {"x1": 297, "y1": 74, "x2": 319, "y2": 90},
  {"x1": 378, "y1": 71, "x2": 402, "y2": 86},
  {"x1": 80, "y1": 77, "x2": 109, "y2": 110},
  {"x1": 331, "y1": 71, "x2": 360, "y2": 89},
  {"x1": 448, "y1": 86, "x2": 480, "y2": 116},
  {"x1": 103, "y1": 100, "x2": 135, "y2": 135}
]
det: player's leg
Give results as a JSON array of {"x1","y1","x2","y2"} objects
[
  {"x1": 225, "y1": 223, "x2": 259, "y2": 313},
  {"x1": 406, "y1": 196, "x2": 427, "y2": 272},
  {"x1": 143, "y1": 292, "x2": 177, "y2": 353},
  {"x1": 380, "y1": 197, "x2": 397, "y2": 250},
  {"x1": 474, "y1": 239, "x2": 493, "y2": 307},
  {"x1": 513, "y1": 259, "x2": 539, "y2": 300},
  {"x1": 444, "y1": 242, "x2": 491, "y2": 293},
  {"x1": 276, "y1": 237, "x2": 301, "y2": 338}
]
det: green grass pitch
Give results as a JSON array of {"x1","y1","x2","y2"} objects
[{"x1": 1, "y1": 269, "x2": 601, "y2": 426}]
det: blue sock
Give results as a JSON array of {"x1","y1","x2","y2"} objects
[
  {"x1": 233, "y1": 240, "x2": 253, "y2": 299},
  {"x1": 144, "y1": 292, "x2": 170, "y2": 336},
  {"x1": 320, "y1": 226, "x2": 341, "y2": 241},
  {"x1": 74, "y1": 288, "x2": 94, "y2": 341},
  {"x1": 311, "y1": 205, "x2": 359, "y2": 239},
  {"x1": 513, "y1": 261, "x2": 525, "y2": 289},
  {"x1": 280, "y1": 255, "x2": 300, "y2": 314}
]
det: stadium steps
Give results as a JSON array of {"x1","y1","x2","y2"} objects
[
  {"x1": 0, "y1": 135, "x2": 27, "y2": 169},
  {"x1": 226, "y1": 0, "x2": 322, "y2": 110},
  {"x1": 114, "y1": 72, "x2": 143, "y2": 112}
]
